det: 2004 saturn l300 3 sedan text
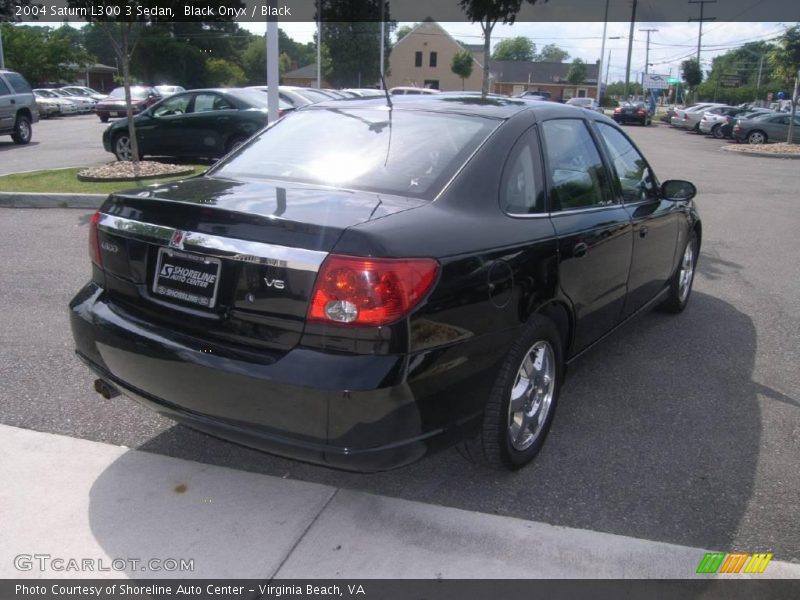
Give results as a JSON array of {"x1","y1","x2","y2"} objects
[{"x1": 69, "y1": 95, "x2": 701, "y2": 472}]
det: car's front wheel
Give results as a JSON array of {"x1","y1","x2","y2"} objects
[
  {"x1": 113, "y1": 133, "x2": 138, "y2": 161},
  {"x1": 462, "y1": 316, "x2": 563, "y2": 470},
  {"x1": 11, "y1": 115, "x2": 32, "y2": 145},
  {"x1": 660, "y1": 230, "x2": 699, "y2": 313}
]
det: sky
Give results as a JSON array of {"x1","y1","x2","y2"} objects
[{"x1": 243, "y1": 20, "x2": 791, "y2": 84}]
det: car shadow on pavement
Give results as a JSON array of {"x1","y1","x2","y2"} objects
[
  {"x1": 87, "y1": 291, "x2": 774, "y2": 560},
  {"x1": 0, "y1": 141, "x2": 41, "y2": 153}
]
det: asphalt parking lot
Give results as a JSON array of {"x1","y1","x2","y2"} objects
[
  {"x1": 0, "y1": 114, "x2": 109, "y2": 176},
  {"x1": 1, "y1": 122, "x2": 798, "y2": 562}
]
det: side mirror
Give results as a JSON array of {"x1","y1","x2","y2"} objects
[{"x1": 661, "y1": 180, "x2": 696, "y2": 202}]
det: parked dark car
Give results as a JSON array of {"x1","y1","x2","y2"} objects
[
  {"x1": 70, "y1": 97, "x2": 701, "y2": 472},
  {"x1": 719, "y1": 108, "x2": 774, "y2": 138},
  {"x1": 0, "y1": 69, "x2": 39, "y2": 144},
  {"x1": 732, "y1": 111, "x2": 800, "y2": 144},
  {"x1": 102, "y1": 88, "x2": 283, "y2": 161},
  {"x1": 613, "y1": 101, "x2": 652, "y2": 125},
  {"x1": 95, "y1": 86, "x2": 161, "y2": 122}
]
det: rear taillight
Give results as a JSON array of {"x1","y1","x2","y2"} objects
[
  {"x1": 89, "y1": 210, "x2": 103, "y2": 267},
  {"x1": 683, "y1": 114, "x2": 689, "y2": 120},
  {"x1": 638, "y1": 109, "x2": 646, "y2": 115},
  {"x1": 308, "y1": 255, "x2": 439, "y2": 326},
  {"x1": 614, "y1": 107, "x2": 622, "y2": 113}
]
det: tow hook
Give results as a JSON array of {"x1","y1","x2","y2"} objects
[{"x1": 93, "y1": 378, "x2": 120, "y2": 400}]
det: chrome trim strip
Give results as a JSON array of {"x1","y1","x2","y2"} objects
[{"x1": 96, "y1": 214, "x2": 327, "y2": 272}]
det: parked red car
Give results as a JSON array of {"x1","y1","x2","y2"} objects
[{"x1": 95, "y1": 86, "x2": 161, "y2": 122}]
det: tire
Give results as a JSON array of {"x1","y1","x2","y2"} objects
[
  {"x1": 460, "y1": 315, "x2": 563, "y2": 470},
  {"x1": 99, "y1": 114, "x2": 109, "y2": 123},
  {"x1": 113, "y1": 133, "x2": 138, "y2": 162},
  {"x1": 11, "y1": 115, "x2": 32, "y2": 145},
  {"x1": 747, "y1": 130, "x2": 767, "y2": 145},
  {"x1": 711, "y1": 124, "x2": 724, "y2": 139},
  {"x1": 659, "y1": 230, "x2": 699, "y2": 314},
  {"x1": 226, "y1": 135, "x2": 248, "y2": 154}
]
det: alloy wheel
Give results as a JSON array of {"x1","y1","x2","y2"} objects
[
  {"x1": 508, "y1": 341, "x2": 555, "y2": 451},
  {"x1": 115, "y1": 135, "x2": 133, "y2": 161},
  {"x1": 678, "y1": 240, "x2": 696, "y2": 303}
]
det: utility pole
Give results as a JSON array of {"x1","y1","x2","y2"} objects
[
  {"x1": 640, "y1": 28, "x2": 658, "y2": 76},
  {"x1": 0, "y1": 27, "x2": 5, "y2": 69},
  {"x1": 788, "y1": 69, "x2": 799, "y2": 144},
  {"x1": 596, "y1": 0, "x2": 610, "y2": 102},
  {"x1": 640, "y1": 28, "x2": 657, "y2": 108},
  {"x1": 623, "y1": 0, "x2": 638, "y2": 101},
  {"x1": 756, "y1": 53, "x2": 764, "y2": 103},
  {"x1": 379, "y1": 1, "x2": 385, "y2": 87},
  {"x1": 316, "y1": 0, "x2": 321, "y2": 88},
  {"x1": 688, "y1": 0, "x2": 717, "y2": 64}
]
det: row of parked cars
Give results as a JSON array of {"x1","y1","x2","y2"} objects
[{"x1": 667, "y1": 101, "x2": 800, "y2": 144}]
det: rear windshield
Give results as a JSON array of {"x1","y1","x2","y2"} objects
[
  {"x1": 210, "y1": 107, "x2": 499, "y2": 199},
  {"x1": 110, "y1": 87, "x2": 150, "y2": 99}
]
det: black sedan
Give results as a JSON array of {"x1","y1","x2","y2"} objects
[
  {"x1": 103, "y1": 88, "x2": 288, "y2": 161},
  {"x1": 71, "y1": 96, "x2": 701, "y2": 472},
  {"x1": 613, "y1": 101, "x2": 652, "y2": 126}
]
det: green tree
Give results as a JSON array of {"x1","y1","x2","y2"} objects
[
  {"x1": 492, "y1": 36, "x2": 535, "y2": 61},
  {"x1": 318, "y1": 0, "x2": 395, "y2": 88},
  {"x1": 768, "y1": 25, "x2": 800, "y2": 87},
  {"x1": 769, "y1": 25, "x2": 800, "y2": 143},
  {"x1": 205, "y1": 58, "x2": 246, "y2": 87},
  {"x1": 459, "y1": 0, "x2": 549, "y2": 96},
  {"x1": 681, "y1": 58, "x2": 703, "y2": 101},
  {"x1": 0, "y1": 24, "x2": 92, "y2": 84},
  {"x1": 536, "y1": 43, "x2": 569, "y2": 63},
  {"x1": 606, "y1": 80, "x2": 642, "y2": 97},
  {"x1": 67, "y1": 0, "x2": 243, "y2": 170},
  {"x1": 451, "y1": 49, "x2": 474, "y2": 90},
  {"x1": 566, "y1": 57, "x2": 587, "y2": 85},
  {"x1": 396, "y1": 24, "x2": 415, "y2": 42}
]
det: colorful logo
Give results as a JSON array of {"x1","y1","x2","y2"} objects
[{"x1": 696, "y1": 552, "x2": 773, "y2": 574}]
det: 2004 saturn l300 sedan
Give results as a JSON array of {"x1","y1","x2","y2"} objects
[{"x1": 70, "y1": 95, "x2": 701, "y2": 472}]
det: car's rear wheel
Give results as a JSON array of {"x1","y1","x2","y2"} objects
[
  {"x1": 113, "y1": 133, "x2": 138, "y2": 161},
  {"x1": 747, "y1": 130, "x2": 767, "y2": 144},
  {"x1": 99, "y1": 113, "x2": 109, "y2": 123},
  {"x1": 660, "y1": 230, "x2": 698, "y2": 314},
  {"x1": 11, "y1": 115, "x2": 32, "y2": 145},
  {"x1": 461, "y1": 315, "x2": 563, "y2": 470},
  {"x1": 711, "y1": 124, "x2": 724, "y2": 139}
]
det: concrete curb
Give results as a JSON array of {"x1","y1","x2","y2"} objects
[
  {"x1": 720, "y1": 147, "x2": 800, "y2": 159},
  {"x1": 0, "y1": 192, "x2": 105, "y2": 209},
  {"x1": 3, "y1": 423, "x2": 800, "y2": 579}
]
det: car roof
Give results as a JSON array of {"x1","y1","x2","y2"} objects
[{"x1": 305, "y1": 94, "x2": 601, "y2": 121}]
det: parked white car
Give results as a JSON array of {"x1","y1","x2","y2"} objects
[
  {"x1": 33, "y1": 89, "x2": 79, "y2": 115},
  {"x1": 566, "y1": 97, "x2": 604, "y2": 113}
]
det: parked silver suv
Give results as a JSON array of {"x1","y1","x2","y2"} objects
[{"x1": 0, "y1": 69, "x2": 39, "y2": 145}]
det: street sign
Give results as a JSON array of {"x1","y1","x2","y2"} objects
[{"x1": 643, "y1": 74, "x2": 670, "y2": 90}]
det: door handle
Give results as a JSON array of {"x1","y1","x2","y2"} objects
[
  {"x1": 639, "y1": 226, "x2": 649, "y2": 238},
  {"x1": 573, "y1": 242, "x2": 588, "y2": 258},
  {"x1": 10, "y1": 99, "x2": 15, "y2": 104}
]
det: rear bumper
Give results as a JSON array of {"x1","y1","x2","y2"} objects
[{"x1": 70, "y1": 283, "x2": 485, "y2": 471}]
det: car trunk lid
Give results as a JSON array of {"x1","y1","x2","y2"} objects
[{"x1": 95, "y1": 176, "x2": 426, "y2": 352}]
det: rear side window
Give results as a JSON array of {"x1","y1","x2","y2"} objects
[
  {"x1": 0, "y1": 77, "x2": 10, "y2": 96},
  {"x1": 4, "y1": 72, "x2": 32, "y2": 94},
  {"x1": 541, "y1": 119, "x2": 613, "y2": 210},
  {"x1": 501, "y1": 133, "x2": 542, "y2": 214},
  {"x1": 211, "y1": 108, "x2": 499, "y2": 199},
  {"x1": 596, "y1": 123, "x2": 657, "y2": 203}
]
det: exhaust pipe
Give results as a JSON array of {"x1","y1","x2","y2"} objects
[{"x1": 93, "y1": 378, "x2": 120, "y2": 400}]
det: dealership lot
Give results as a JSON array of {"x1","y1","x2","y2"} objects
[
  {"x1": 1, "y1": 123, "x2": 799, "y2": 562},
  {"x1": 0, "y1": 114, "x2": 109, "y2": 176}
]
